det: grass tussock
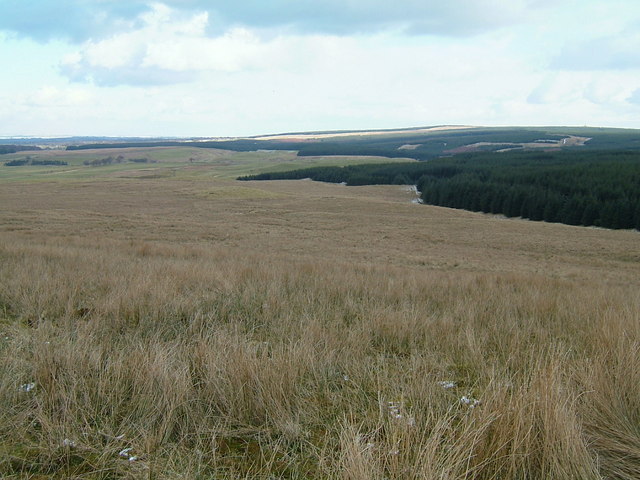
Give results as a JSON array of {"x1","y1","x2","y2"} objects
[{"x1": 1, "y1": 233, "x2": 639, "y2": 479}]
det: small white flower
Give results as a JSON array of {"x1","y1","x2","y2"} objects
[
  {"x1": 343, "y1": 375, "x2": 349, "y2": 381},
  {"x1": 438, "y1": 381, "x2": 456, "y2": 389},
  {"x1": 62, "y1": 439, "x2": 76, "y2": 448},
  {"x1": 128, "y1": 456, "x2": 138, "y2": 462},
  {"x1": 20, "y1": 382, "x2": 36, "y2": 392},
  {"x1": 460, "y1": 395, "x2": 480, "y2": 408},
  {"x1": 119, "y1": 447, "x2": 133, "y2": 457}
]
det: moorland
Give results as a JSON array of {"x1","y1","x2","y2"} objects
[{"x1": 1, "y1": 127, "x2": 639, "y2": 479}]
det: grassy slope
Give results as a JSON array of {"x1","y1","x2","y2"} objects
[
  {"x1": 0, "y1": 146, "x2": 415, "y2": 182},
  {"x1": 0, "y1": 151, "x2": 639, "y2": 479}
]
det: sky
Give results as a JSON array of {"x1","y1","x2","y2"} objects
[{"x1": 1, "y1": 0, "x2": 640, "y2": 137}]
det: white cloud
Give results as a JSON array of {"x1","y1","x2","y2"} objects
[
  {"x1": 584, "y1": 78, "x2": 634, "y2": 105},
  {"x1": 142, "y1": 28, "x2": 270, "y2": 72},
  {"x1": 60, "y1": 5, "x2": 294, "y2": 85},
  {"x1": 62, "y1": 1, "x2": 546, "y2": 90},
  {"x1": 528, "y1": 72, "x2": 640, "y2": 109},
  {"x1": 25, "y1": 86, "x2": 92, "y2": 107},
  {"x1": 527, "y1": 75, "x2": 582, "y2": 105}
]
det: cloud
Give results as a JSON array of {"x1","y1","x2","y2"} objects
[
  {"x1": 62, "y1": 64, "x2": 196, "y2": 87},
  {"x1": 0, "y1": 1, "x2": 146, "y2": 42},
  {"x1": 1, "y1": 0, "x2": 561, "y2": 42},
  {"x1": 527, "y1": 75, "x2": 584, "y2": 105},
  {"x1": 21, "y1": 85, "x2": 93, "y2": 108},
  {"x1": 59, "y1": 5, "x2": 289, "y2": 86},
  {"x1": 7, "y1": 0, "x2": 640, "y2": 137},
  {"x1": 553, "y1": 30, "x2": 640, "y2": 71},
  {"x1": 197, "y1": 0, "x2": 540, "y2": 36},
  {"x1": 583, "y1": 79, "x2": 631, "y2": 105},
  {"x1": 628, "y1": 89, "x2": 640, "y2": 105},
  {"x1": 59, "y1": 0, "x2": 566, "y2": 88},
  {"x1": 527, "y1": 72, "x2": 640, "y2": 113}
]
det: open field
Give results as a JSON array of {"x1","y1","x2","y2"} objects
[
  {"x1": 1, "y1": 152, "x2": 639, "y2": 478},
  {"x1": 0, "y1": 147, "x2": 414, "y2": 183}
]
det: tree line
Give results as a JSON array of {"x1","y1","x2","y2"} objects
[
  {"x1": 0, "y1": 145, "x2": 42, "y2": 155},
  {"x1": 83, "y1": 155, "x2": 152, "y2": 166},
  {"x1": 5, "y1": 158, "x2": 67, "y2": 166},
  {"x1": 239, "y1": 149, "x2": 640, "y2": 231}
]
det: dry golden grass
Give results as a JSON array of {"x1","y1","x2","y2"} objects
[{"x1": 1, "y1": 167, "x2": 639, "y2": 479}]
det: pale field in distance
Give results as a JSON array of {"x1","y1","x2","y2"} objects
[
  {"x1": 0, "y1": 146, "x2": 414, "y2": 182},
  {"x1": 0, "y1": 150, "x2": 639, "y2": 478}
]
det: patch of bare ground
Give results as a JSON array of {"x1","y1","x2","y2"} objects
[
  {"x1": 445, "y1": 135, "x2": 592, "y2": 154},
  {"x1": 0, "y1": 174, "x2": 639, "y2": 478}
]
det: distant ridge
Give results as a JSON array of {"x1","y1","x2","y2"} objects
[
  {"x1": 62, "y1": 125, "x2": 640, "y2": 163},
  {"x1": 252, "y1": 125, "x2": 476, "y2": 141}
]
